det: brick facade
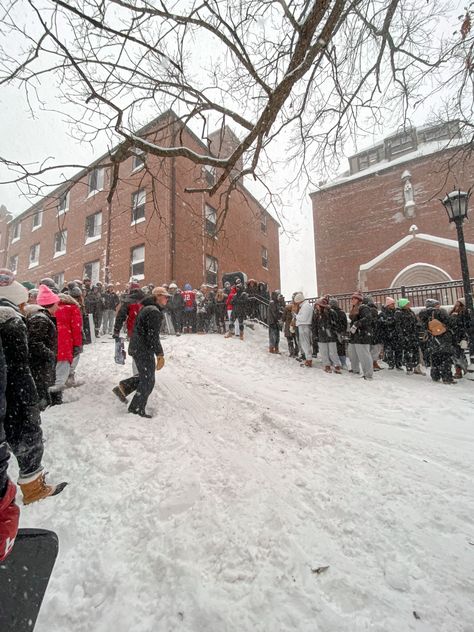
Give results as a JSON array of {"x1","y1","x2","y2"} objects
[
  {"x1": 1, "y1": 112, "x2": 280, "y2": 291},
  {"x1": 311, "y1": 128, "x2": 474, "y2": 294}
]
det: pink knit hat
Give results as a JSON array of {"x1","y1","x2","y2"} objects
[
  {"x1": 36, "y1": 284, "x2": 60, "y2": 306},
  {"x1": 385, "y1": 297, "x2": 396, "y2": 306}
]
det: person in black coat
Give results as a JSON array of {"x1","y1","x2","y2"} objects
[
  {"x1": 267, "y1": 290, "x2": 283, "y2": 352},
  {"x1": 168, "y1": 283, "x2": 184, "y2": 335},
  {"x1": 449, "y1": 298, "x2": 470, "y2": 378},
  {"x1": 348, "y1": 292, "x2": 374, "y2": 379},
  {"x1": 394, "y1": 299, "x2": 420, "y2": 373},
  {"x1": 418, "y1": 298, "x2": 455, "y2": 384},
  {"x1": 231, "y1": 282, "x2": 248, "y2": 340},
  {"x1": 378, "y1": 298, "x2": 402, "y2": 369},
  {"x1": 113, "y1": 287, "x2": 169, "y2": 417},
  {"x1": 329, "y1": 298, "x2": 348, "y2": 368},
  {"x1": 24, "y1": 303, "x2": 58, "y2": 410}
]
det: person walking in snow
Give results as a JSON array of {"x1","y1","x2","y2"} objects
[
  {"x1": 24, "y1": 284, "x2": 59, "y2": 410},
  {"x1": 313, "y1": 297, "x2": 342, "y2": 373},
  {"x1": 394, "y1": 298, "x2": 420, "y2": 374},
  {"x1": 112, "y1": 287, "x2": 169, "y2": 418},
  {"x1": 348, "y1": 292, "x2": 374, "y2": 380},
  {"x1": 267, "y1": 290, "x2": 283, "y2": 353},
  {"x1": 418, "y1": 298, "x2": 455, "y2": 384},
  {"x1": 294, "y1": 292, "x2": 313, "y2": 367},
  {"x1": 0, "y1": 270, "x2": 66, "y2": 504},
  {"x1": 168, "y1": 283, "x2": 184, "y2": 335}
]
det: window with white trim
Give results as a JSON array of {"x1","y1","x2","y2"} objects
[
  {"x1": 131, "y1": 245, "x2": 145, "y2": 279},
  {"x1": 88, "y1": 167, "x2": 104, "y2": 195},
  {"x1": 261, "y1": 246, "x2": 268, "y2": 269},
  {"x1": 53, "y1": 272, "x2": 64, "y2": 288},
  {"x1": 131, "y1": 189, "x2": 146, "y2": 223},
  {"x1": 132, "y1": 151, "x2": 145, "y2": 171},
  {"x1": 12, "y1": 222, "x2": 21, "y2": 242},
  {"x1": 29, "y1": 243, "x2": 40, "y2": 268},
  {"x1": 58, "y1": 191, "x2": 70, "y2": 215},
  {"x1": 84, "y1": 260, "x2": 100, "y2": 284},
  {"x1": 85, "y1": 211, "x2": 102, "y2": 242},
  {"x1": 205, "y1": 255, "x2": 218, "y2": 285},
  {"x1": 32, "y1": 209, "x2": 43, "y2": 230},
  {"x1": 9, "y1": 255, "x2": 18, "y2": 274},
  {"x1": 205, "y1": 204, "x2": 217, "y2": 236},
  {"x1": 54, "y1": 230, "x2": 67, "y2": 256}
]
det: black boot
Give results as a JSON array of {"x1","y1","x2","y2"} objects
[{"x1": 50, "y1": 391, "x2": 63, "y2": 406}]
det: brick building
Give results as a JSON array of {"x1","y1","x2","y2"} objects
[
  {"x1": 0, "y1": 111, "x2": 280, "y2": 290},
  {"x1": 311, "y1": 121, "x2": 474, "y2": 294}
]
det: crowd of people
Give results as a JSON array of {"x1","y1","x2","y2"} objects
[{"x1": 0, "y1": 269, "x2": 471, "y2": 562}]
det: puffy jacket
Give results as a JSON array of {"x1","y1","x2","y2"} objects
[
  {"x1": 314, "y1": 307, "x2": 339, "y2": 343},
  {"x1": 349, "y1": 303, "x2": 373, "y2": 345},
  {"x1": 295, "y1": 300, "x2": 313, "y2": 326},
  {"x1": 267, "y1": 292, "x2": 283, "y2": 327},
  {"x1": 55, "y1": 295, "x2": 83, "y2": 363},
  {"x1": 128, "y1": 297, "x2": 164, "y2": 358},
  {"x1": 377, "y1": 306, "x2": 397, "y2": 345},
  {"x1": 418, "y1": 307, "x2": 453, "y2": 354},
  {"x1": 103, "y1": 291, "x2": 119, "y2": 311},
  {"x1": 394, "y1": 308, "x2": 419, "y2": 345}
]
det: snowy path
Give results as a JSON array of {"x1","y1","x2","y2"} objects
[{"x1": 17, "y1": 327, "x2": 474, "y2": 632}]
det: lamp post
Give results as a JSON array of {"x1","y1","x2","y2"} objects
[{"x1": 440, "y1": 189, "x2": 474, "y2": 359}]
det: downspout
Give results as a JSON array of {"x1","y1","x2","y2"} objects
[
  {"x1": 170, "y1": 130, "x2": 177, "y2": 281},
  {"x1": 104, "y1": 197, "x2": 113, "y2": 284}
]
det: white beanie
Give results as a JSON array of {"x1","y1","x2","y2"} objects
[
  {"x1": 293, "y1": 292, "x2": 305, "y2": 303},
  {"x1": 0, "y1": 280, "x2": 28, "y2": 305}
]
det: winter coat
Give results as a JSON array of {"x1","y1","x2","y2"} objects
[
  {"x1": 394, "y1": 308, "x2": 419, "y2": 348},
  {"x1": 128, "y1": 296, "x2": 164, "y2": 359},
  {"x1": 377, "y1": 306, "x2": 398, "y2": 346},
  {"x1": 295, "y1": 300, "x2": 313, "y2": 326},
  {"x1": 267, "y1": 292, "x2": 283, "y2": 327},
  {"x1": 314, "y1": 307, "x2": 339, "y2": 343},
  {"x1": 182, "y1": 290, "x2": 196, "y2": 312},
  {"x1": 449, "y1": 308, "x2": 470, "y2": 345},
  {"x1": 55, "y1": 295, "x2": 83, "y2": 363},
  {"x1": 332, "y1": 306, "x2": 348, "y2": 338},
  {"x1": 0, "y1": 300, "x2": 39, "y2": 408},
  {"x1": 84, "y1": 291, "x2": 103, "y2": 316},
  {"x1": 114, "y1": 288, "x2": 145, "y2": 338},
  {"x1": 418, "y1": 307, "x2": 453, "y2": 355},
  {"x1": 103, "y1": 291, "x2": 119, "y2": 311},
  {"x1": 231, "y1": 288, "x2": 248, "y2": 319},
  {"x1": 226, "y1": 287, "x2": 236, "y2": 311},
  {"x1": 196, "y1": 291, "x2": 207, "y2": 315},
  {"x1": 348, "y1": 303, "x2": 373, "y2": 345},
  {"x1": 168, "y1": 291, "x2": 184, "y2": 313},
  {"x1": 24, "y1": 305, "x2": 57, "y2": 399},
  {"x1": 282, "y1": 305, "x2": 296, "y2": 338}
]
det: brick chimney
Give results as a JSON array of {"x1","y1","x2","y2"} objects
[{"x1": 208, "y1": 125, "x2": 243, "y2": 175}]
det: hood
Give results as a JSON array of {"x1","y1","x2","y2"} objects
[
  {"x1": 123, "y1": 288, "x2": 145, "y2": 303},
  {"x1": 23, "y1": 304, "x2": 46, "y2": 316},
  {"x1": 58, "y1": 293, "x2": 80, "y2": 307}
]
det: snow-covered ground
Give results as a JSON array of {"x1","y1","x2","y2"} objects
[{"x1": 17, "y1": 326, "x2": 474, "y2": 632}]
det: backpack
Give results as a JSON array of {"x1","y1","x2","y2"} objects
[{"x1": 428, "y1": 317, "x2": 447, "y2": 337}]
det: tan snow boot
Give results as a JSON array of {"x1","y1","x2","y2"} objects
[
  {"x1": 304, "y1": 359, "x2": 313, "y2": 367},
  {"x1": 324, "y1": 365, "x2": 332, "y2": 373},
  {"x1": 239, "y1": 332, "x2": 244, "y2": 340},
  {"x1": 18, "y1": 471, "x2": 67, "y2": 506},
  {"x1": 269, "y1": 346, "x2": 275, "y2": 353}
]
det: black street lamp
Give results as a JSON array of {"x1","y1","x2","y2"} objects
[{"x1": 440, "y1": 188, "x2": 474, "y2": 358}]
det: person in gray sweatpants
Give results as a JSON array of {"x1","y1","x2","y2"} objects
[
  {"x1": 294, "y1": 292, "x2": 314, "y2": 367},
  {"x1": 348, "y1": 292, "x2": 374, "y2": 380}
]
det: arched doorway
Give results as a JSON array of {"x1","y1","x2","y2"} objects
[{"x1": 391, "y1": 263, "x2": 452, "y2": 287}]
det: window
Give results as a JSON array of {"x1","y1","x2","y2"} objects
[
  {"x1": 9, "y1": 255, "x2": 18, "y2": 274},
  {"x1": 12, "y1": 222, "x2": 21, "y2": 242},
  {"x1": 131, "y1": 245, "x2": 145, "y2": 279},
  {"x1": 203, "y1": 165, "x2": 216, "y2": 186},
  {"x1": 32, "y1": 209, "x2": 43, "y2": 230},
  {"x1": 205, "y1": 255, "x2": 218, "y2": 285},
  {"x1": 85, "y1": 211, "x2": 102, "y2": 242},
  {"x1": 261, "y1": 212, "x2": 267, "y2": 234},
  {"x1": 132, "y1": 151, "x2": 145, "y2": 171},
  {"x1": 261, "y1": 246, "x2": 268, "y2": 269},
  {"x1": 205, "y1": 204, "x2": 217, "y2": 236},
  {"x1": 84, "y1": 260, "x2": 100, "y2": 284},
  {"x1": 54, "y1": 230, "x2": 67, "y2": 256},
  {"x1": 88, "y1": 167, "x2": 104, "y2": 196},
  {"x1": 131, "y1": 189, "x2": 146, "y2": 224},
  {"x1": 29, "y1": 243, "x2": 40, "y2": 268},
  {"x1": 58, "y1": 191, "x2": 70, "y2": 215},
  {"x1": 53, "y1": 272, "x2": 64, "y2": 288}
]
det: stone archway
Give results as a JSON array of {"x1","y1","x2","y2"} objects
[{"x1": 391, "y1": 263, "x2": 452, "y2": 287}]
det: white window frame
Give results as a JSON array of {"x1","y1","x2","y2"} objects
[
  {"x1": 54, "y1": 229, "x2": 67, "y2": 258},
  {"x1": 52, "y1": 272, "x2": 64, "y2": 288},
  {"x1": 9, "y1": 254, "x2": 18, "y2": 274},
  {"x1": 131, "y1": 189, "x2": 146, "y2": 225},
  {"x1": 87, "y1": 167, "x2": 104, "y2": 197},
  {"x1": 130, "y1": 245, "x2": 145, "y2": 280},
  {"x1": 58, "y1": 191, "x2": 70, "y2": 215},
  {"x1": 12, "y1": 222, "x2": 21, "y2": 243},
  {"x1": 32, "y1": 208, "x2": 43, "y2": 231},
  {"x1": 83, "y1": 260, "x2": 100, "y2": 285},
  {"x1": 205, "y1": 204, "x2": 217, "y2": 237},
  {"x1": 205, "y1": 254, "x2": 218, "y2": 286},
  {"x1": 131, "y1": 151, "x2": 145, "y2": 172},
  {"x1": 261, "y1": 246, "x2": 268, "y2": 269},
  {"x1": 85, "y1": 211, "x2": 102, "y2": 244},
  {"x1": 29, "y1": 243, "x2": 40, "y2": 269}
]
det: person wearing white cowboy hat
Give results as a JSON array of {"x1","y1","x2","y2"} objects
[{"x1": 0, "y1": 269, "x2": 67, "y2": 504}]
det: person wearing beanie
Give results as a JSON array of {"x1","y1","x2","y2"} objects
[
  {"x1": 39, "y1": 277, "x2": 59, "y2": 294},
  {"x1": 181, "y1": 283, "x2": 197, "y2": 334},
  {"x1": 378, "y1": 295, "x2": 401, "y2": 370},
  {"x1": 0, "y1": 271, "x2": 67, "y2": 504},
  {"x1": 348, "y1": 292, "x2": 374, "y2": 379},
  {"x1": 313, "y1": 298, "x2": 342, "y2": 373},
  {"x1": 24, "y1": 285, "x2": 59, "y2": 409},
  {"x1": 28, "y1": 288, "x2": 39, "y2": 304},
  {"x1": 449, "y1": 297, "x2": 470, "y2": 379},
  {"x1": 294, "y1": 292, "x2": 313, "y2": 366},
  {"x1": 394, "y1": 298, "x2": 419, "y2": 374},
  {"x1": 418, "y1": 299, "x2": 455, "y2": 384}
]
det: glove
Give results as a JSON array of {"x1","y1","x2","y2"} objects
[
  {"x1": 73, "y1": 345, "x2": 83, "y2": 356},
  {"x1": 156, "y1": 355, "x2": 165, "y2": 371},
  {"x1": 460, "y1": 339, "x2": 468, "y2": 350},
  {"x1": 350, "y1": 325, "x2": 357, "y2": 334}
]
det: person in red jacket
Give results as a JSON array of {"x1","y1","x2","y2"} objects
[{"x1": 49, "y1": 291, "x2": 83, "y2": 405}]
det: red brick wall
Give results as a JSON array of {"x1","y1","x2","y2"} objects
[{"x1": 312, "y1": 147, "x2": 474, "y2": 294}]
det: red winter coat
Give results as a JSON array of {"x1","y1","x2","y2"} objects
[
  {"x1": 56, "y1": 298, "x2": 83, "y2": 363},
  {"x1": 0, "y1": 479, "x2": 19, "y2": 561},
  {"x1": 126, "y1": 303, "x2": 142, "y2": 338},
  {"x1": 226, "y1": 287, "x2": 236, "y2": 311}
]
